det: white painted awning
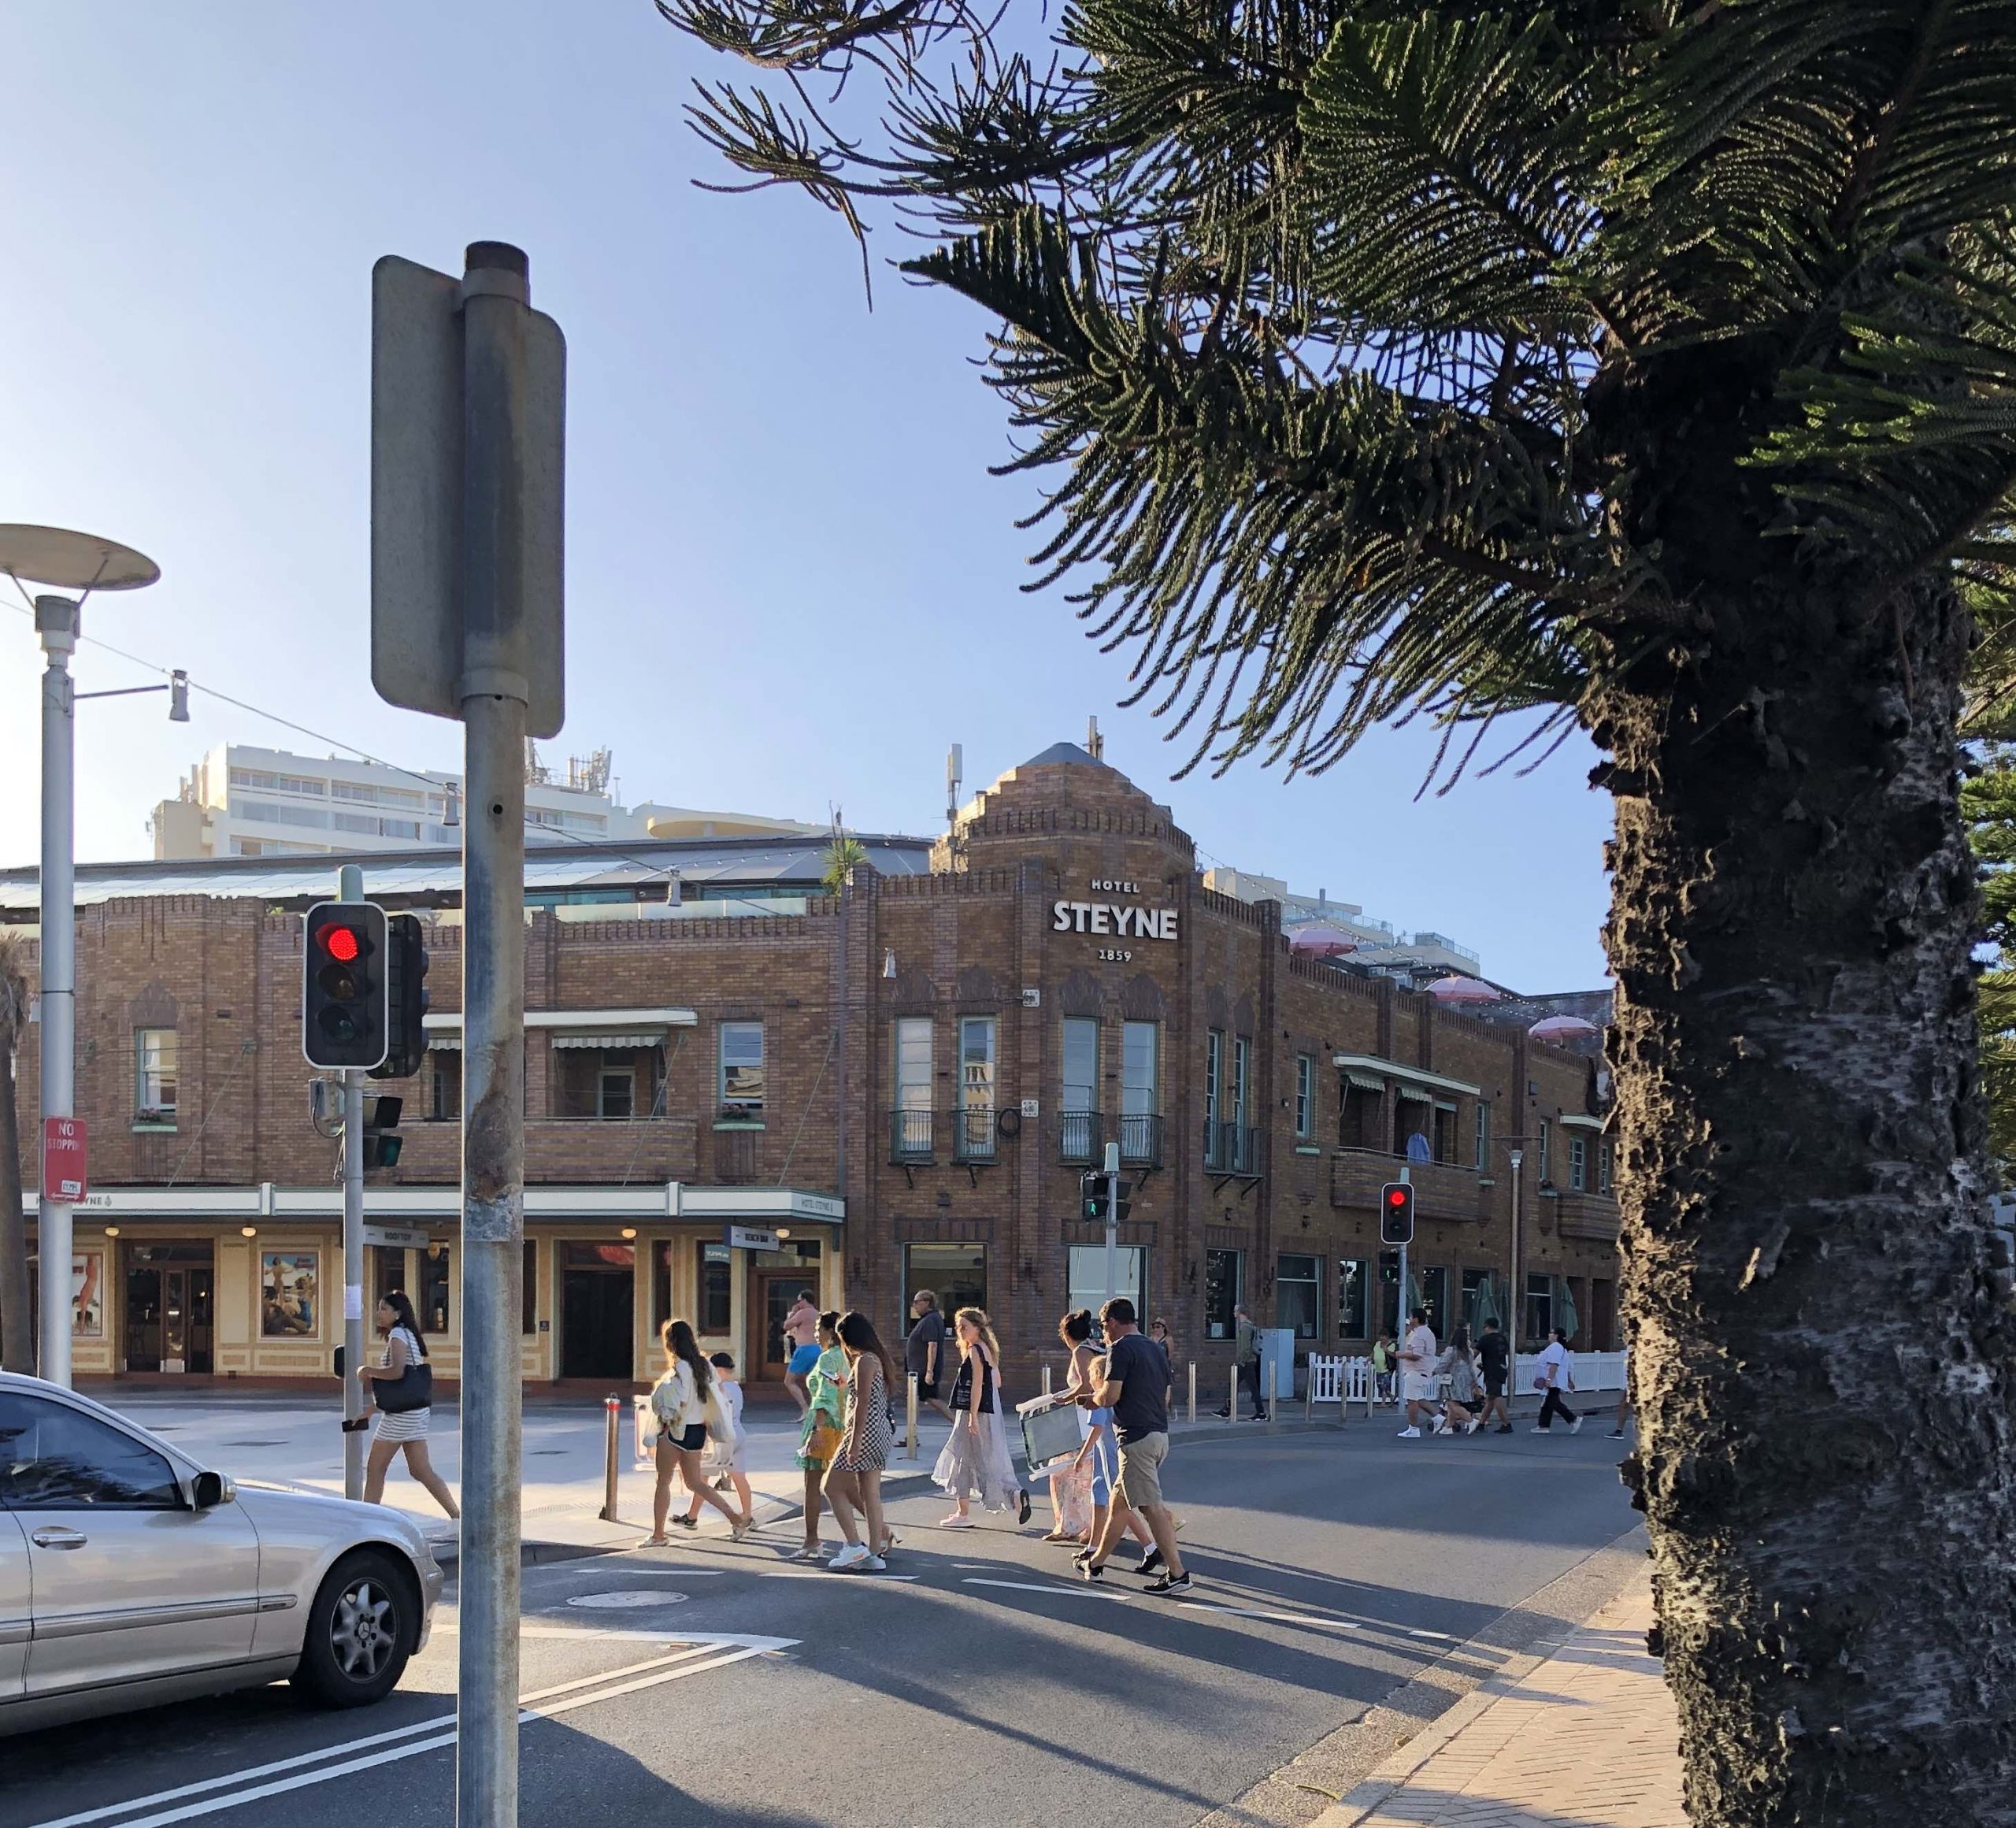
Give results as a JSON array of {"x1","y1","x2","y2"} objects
[
  {"x1": 1342, "y1": 1069, "x2": 1387, "y2": 1092},
  {"x1": 1395, "y1": 1084, "x2": 1434, "y2": 1104},
  {"x1": 424, "y1": 1007, "x2": 697, "y2": 1051},
  {"x1": 1332, "y1": 1054, "x2": 1480, "y2": 1098},
  {"x1": 1559, "y1": 1112, "x2": 1606, "y2": 1132},
  {"x1": 27, "y1": 1181, "x2": 843, "y2": 1225}
]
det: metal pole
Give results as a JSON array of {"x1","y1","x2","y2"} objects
[
  {"x1": 1187, "y1": 1360, "x2": 1196, "y2": 1426},
  {"x1": 35, "y1": 597, "x2": 76, "y2": 1388},
  {"x1": 458, "y1": 240, "x2": 532, "y2": 1828},
  {"x1": 598, "y1": 1396, "x2": 620, "y2": 1522},
  {"x1": 339, "y1": 864, "x2": 367, "y2": 1500},
  {"x1": 1396, "y1": 1159, "x2": 1410, "y2": 1389},
  {"x1": 1102, "y1": 1140, "x2": 1120, "y2": 1305},
  {"x1": 1507, "y1": 1147, "x2": 1525, "y2": 1393},
  {"x1": 905, "y1": 1372, "x2": 918, "y2": 1459}
]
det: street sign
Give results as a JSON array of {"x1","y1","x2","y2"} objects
[
  {"x1": 40, "y1": 1118, "x2": 87, "y2": 1203},
  {"x1": 370, "y1": 252, "x2": 565, "y2": 737},
  {"x1": 726, "y1": 1225, "x2": 780, "y2": 1252},
  {"x1": 364, "y1": 1223, "x2": 432, "y2": 1251}
]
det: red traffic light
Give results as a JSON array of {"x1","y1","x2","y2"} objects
[
  {"x1": 1385, "y1": 1186, "x2": 1408, "y2": 1209},
  {"x1": 321, "y1": 925, "x2": 362, "y2": 964}
]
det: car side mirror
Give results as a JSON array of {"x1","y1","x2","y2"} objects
[{"x1": 191, "y1": 1470, "x2": 228, "y2": 1510}]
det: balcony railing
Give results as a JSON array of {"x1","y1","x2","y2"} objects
[
  {"x1": 889, "y1": 1107, "x2": 1001, "y2": 1166},
  {"x1": 1203, "y1": 1120, "x2": 1261, "y2": 1175},
  {"x1": 1058, "y1": 1110, "x2": 1102, "y2": 1164},
  {"x1": 1117, "y1": 1111, "x2": 1163, "y2": 1166}
]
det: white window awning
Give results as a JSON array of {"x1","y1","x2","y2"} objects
[
  {"x1": 1332, "y1": 1054, "x2": 1480, "y2": 1098},
  {"x1": 1559, "y1": 1112, "x2": 1606, "y2": 1132},
  {"x1": 1395, "y1": 1085, "x2": 1434, "y2": 1104},
  {"x1": 425, "y1": 1007, "x2": 697, "y2": 1052},
  {"x1": 1342, "y1": 1069, "x2": 1387, "y2": 1092}
]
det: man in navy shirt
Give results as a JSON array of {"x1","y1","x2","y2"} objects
[{"x1": 1078, "y1": 1296, "x2": 1191, "y2": 1595}]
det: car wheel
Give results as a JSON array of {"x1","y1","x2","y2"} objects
[{"x1": 292, "y1": 1549, "x2": 415, "y2": 1707}]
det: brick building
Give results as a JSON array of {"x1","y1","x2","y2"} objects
[{"x1": 6, "y1": 743, "x2": 1618, "y2": 1395}]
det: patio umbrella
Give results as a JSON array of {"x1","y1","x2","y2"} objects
[
  {"x1": 1558, "y1": 1276, "x2": 1580, "y2": 1344},
  {"x1": 1529, "y1": 1014, "x2": 1600, "y2": 1041},
  {"x1": 1469, "y1": 1273, "x2": 1502, "y2": 1332},
  {"x1": 1428, "y1": 975, "x2": 1501, "y2": 1005},
  {"x1": 1288, "y1": 921, "x2": 1357, "y2": 958}
]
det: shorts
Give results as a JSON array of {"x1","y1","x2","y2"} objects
[
  {"x1": 788, "y1": 1343, "x2": 821, "y2": 1376},
  {"x1": 1483, "y1": 1372, "x2": 1506, "y2": 1397},
  {"x1": 1114, "y1": 1431, "x2": 1169, "y2": 1511},
  {"x1": 660, "y1": 1423, "x2": 706, "y2": 1452},
  {"x1": 1402, "y1": 1372, "x2": 1438, "y2": 1403}
]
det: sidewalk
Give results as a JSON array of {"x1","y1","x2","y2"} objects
[{"x1": 1321, "y1": 1571, "x2": 1683, "y2": 1828}]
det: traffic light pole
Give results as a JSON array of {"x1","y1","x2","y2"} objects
[
  {"x1": 35, "y1": 597, "x2": 76, "y2": 1388},
  {"x1": 458, "y1": 241, "x2": 532, "y2": 1828},
  {"x1": 1103, "y1": 1141, "x2": 1121, "y2": 1304},
  {"x1": 339, "y1": 863, "x2": 367, "y2": 1503},
  {"x1": 1397, "y1": 1160, "x2": 1409, "y2": 1347}
]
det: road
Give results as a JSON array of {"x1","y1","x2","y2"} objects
[{"x1": 2, "y1": 1425, "x2": 1642, "y2": 1828}]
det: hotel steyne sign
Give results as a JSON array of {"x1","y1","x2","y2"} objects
[{"x1": 1053, "y1": 878, "x2": 1179, "y2": 962}]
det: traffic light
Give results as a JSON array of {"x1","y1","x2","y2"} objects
[
  {"x1": 372, "y1": 914, "x2": 430, "y2": 1081},
  {"x1": 302, "y1": 902, "x2": 389, "y2": 1070},
  {"x1": 360, "y1": 1095, "x2": 404, "y2": 1169},
  {"x1": 1379, "y1": 1181, "x2": 1415, "y2": 1245},
  {"x1": 1079, "y1": 1171, "x2": 1133, "y2": 1223}
]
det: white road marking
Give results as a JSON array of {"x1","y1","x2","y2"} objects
[
  {"x1": 1407, "y1": 1629, "x2": 1453, "y2": 1640},
  {"x1": 962, "y1": 1578, "x2": 1125, "y2": 1600},
  {"x1": 566, "y1": 1590, "x2": 690, "y2": 1609},
  {"x1": 27, "y1": 1639, "x2": 795, "y2": 1828},
  {"x1": 755, "y1": 1570, "x2": 918, "y2": 1583},
  {"x1": 1177, "y1": 1602, "x2": 1360, "y2": 1628}
]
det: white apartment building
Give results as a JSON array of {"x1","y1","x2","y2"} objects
[
  {"x1": 1201, "y1": 865, "x2": 1484, "y2": 978},
  {"x1": 149, "y1": 743, "x2": 824, "y2": 861}
]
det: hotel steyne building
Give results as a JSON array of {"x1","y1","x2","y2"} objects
[{"x1": 4, "y1": 743, "x2": 1621, "y2": 1396}]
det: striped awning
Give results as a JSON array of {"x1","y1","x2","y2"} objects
[
  {"x1": 550, "y1": 1032, "x2": 663, "y2": 1050},
  {"x1": 1343, "y1": 1070, "x2": 1387, "y2": 1092},
  {"x1": 1395, "y1": 1084, "x2": 1434, "y2": 1103}
]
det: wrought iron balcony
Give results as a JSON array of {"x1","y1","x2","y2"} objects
[
  {"x1": 1203, "y1": 1120, "x2": 1261, "y2": 1176},
  {"x1": 1116, "y1": 1111, "x2": 1163, "y2": 1167},
  {"x1": 890, "y1": 1107, "x2": 936, "y2": 1164},
  {"x1": 889, "y1": 1107, "x2": 1001, "y2": 1166},
  {"x1": 1058, "y1": 1110, "x2": 1102, "y2": 1164}
]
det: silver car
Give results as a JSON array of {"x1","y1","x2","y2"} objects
[{"x1": 0, "y1": 1371, "x2": 443, "y2": 1735}]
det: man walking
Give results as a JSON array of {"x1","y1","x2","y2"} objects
[
  {"x1": 782, "y1": 1289, "x2": 821, "y2": 1415},
  {"x1": 1078, "y1": 1296, "x2": 1191, "y2": 1596},
  {"x1": 1215, "y1": 1302, "x2": 1267, "y2": 1420},
  {"x1": 904, "y1": 1289, "x2": 954, "y2": 1423},
  {"x1": 1395, "y1": 1306, "x2": 1438, "y2": 1439},
  {"x1": 1532, "y1": 1326, "x2": 1582, "y2": 1433},
  {"x1": 1477, "y1": 1317, "x2": 1514, "y2": 1434}
]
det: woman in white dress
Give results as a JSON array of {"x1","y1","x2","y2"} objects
[
  {"x1": 355, "y1": 1290, "x2": 460, "y2": 1517},
  {"x1": 932, "y1": 1307, "x2": 1031, "y2": 1527}
]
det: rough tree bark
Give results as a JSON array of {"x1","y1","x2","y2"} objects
[
  {"x1": 0, "y1": 935, "x2": 29, "y2": 1373},
  {"x1": 1594, "y1": 540, "x2": 2016, "y2": 1822}
]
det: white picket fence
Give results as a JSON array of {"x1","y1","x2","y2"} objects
[{"x1": 1295, "y1": 1348, "x2": 1626, "y2": 1418}]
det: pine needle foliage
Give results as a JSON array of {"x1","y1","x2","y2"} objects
[{"x1": 661, "y1": 0, "x2": 2016, "y2": 780}]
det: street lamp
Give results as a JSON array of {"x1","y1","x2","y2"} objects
[{"x1": 0, "y1": 525, "x2": 160, "y2": 1388}]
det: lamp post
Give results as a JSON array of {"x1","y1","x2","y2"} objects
[
  {"x1": 1506, "y1": 1146, "x2": 1525, "y2": 1372},
  {"x1": 0, "y1": 526, "x2": 160, "y2": 1387}
]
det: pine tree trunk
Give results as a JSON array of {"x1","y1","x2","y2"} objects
[{"x1": 1592, "y1": 569, "x2": 2016, "y2": 1823}]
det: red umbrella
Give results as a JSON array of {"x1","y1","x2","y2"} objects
[
  {"x1": 1429, "y1": 976, "x2": 1501, "y2": 1005},
  {"x1": 1529, "y1": 1014, "x2": 1600, "y2": 1040},
  {"x1": 1288, "y1": 922, "x2": 1357, "y2": 958}
]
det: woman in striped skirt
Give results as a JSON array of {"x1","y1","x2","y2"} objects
[{"x1": 356, "y1": 1290, "x2": 460, "y2": 1518}]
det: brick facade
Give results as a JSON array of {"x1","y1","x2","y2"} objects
[{"x1": 12, "y1": 744, "x2": 1620, "y2": 1392}]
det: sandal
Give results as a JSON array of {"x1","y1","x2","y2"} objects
[{"x1": 639, "y1": 1535, "x2": 672, "y2": 1548}]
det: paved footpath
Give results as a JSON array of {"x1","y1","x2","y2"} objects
[{"x1": 1322, "y1": 1570, "x2": 1683, "y2": 1828}]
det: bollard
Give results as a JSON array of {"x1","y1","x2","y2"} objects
[
  {"x1": 1042, "y1": 1363, "x2": 1053, "y2": 1396},
  {"x1": 598, "y1": 1395, "x2": 621, "y2": 1523},
  {"x1": 1187, "y1": 1360, "x2": 1197, "y2": 1426},
  {"x1": 906, "y1": 1372, "x2": 920, "y2": 1459},
  {"x1": 1305, "y1": 1367, "x2": 1314, "y2": 1423},
  {"x1": 1228, "y1": 1364, "x2": 1240, "y2": 1423}
]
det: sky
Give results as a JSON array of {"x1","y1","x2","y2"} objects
[{"x1": 0, "y1": 2, "x2": 1613, "y2": 991}]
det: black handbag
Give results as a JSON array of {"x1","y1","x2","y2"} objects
[{"x1": 376, "y1": 1358, "x2": 434, "y2": 1414}]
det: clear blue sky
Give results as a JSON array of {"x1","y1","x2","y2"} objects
[{"x1": 0, "y1": 2, "x2": 1612, "y2": 990}]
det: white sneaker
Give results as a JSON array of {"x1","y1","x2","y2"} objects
[
  {"x1": 862, "y1": 1555, "x2": 888, "y2": 1572},
  {"x1": 828, "y1": 1544, "x2": 869, "y2": 1570},
  {"x1": 1530, "y1": 1426, "x2": 1552, "y2": 1433},
  {"x1": 1432, "y1": 1422, "x2": 1452, "y2": 1437},
  {"x1": 1465, "y1": 1418, "x2": 1481, "y2": 1435},
  {"x1": 1397, "y1": 1426, "x2": 1421, "y2": 1439},
  {"x1": 1569, "y1": 1418, "x2": 1584, "y2": 1434}
]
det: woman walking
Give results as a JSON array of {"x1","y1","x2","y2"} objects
[
  {"x1": 1432, "y1": 1326, "x2": 1484, "y2": 1436},
  {"x1": 826, "y1": 1310, "x2": 897, "y2": 1570},
  {"x1": 933, "y1": 1307, "x2": 1031, "y2": 1528},
  {"x1": 643, "y1": 1318, "x2": 749, "y2": 1546},
  {"x1": 786, "y1": 1311, "x2": 848, "y2": 1561},
  {"x1": 356, "y1": 1291, "x2": 459, "y2": 1518}
]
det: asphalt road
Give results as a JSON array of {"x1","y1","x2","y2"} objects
[{"x1": 2, "y1": 1424, "x2": 1643, "y2": 1828}]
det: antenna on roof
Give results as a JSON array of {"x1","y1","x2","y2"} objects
[
  {"x1": 1086, "y1": 716, "x2": 1103, "y2": 761},
  {"x1": 946, "y1": 743, "x2": 962, "y2": 827}
]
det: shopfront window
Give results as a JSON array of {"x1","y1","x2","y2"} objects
[
  {"x1": 1419, "y1": 1265, "x2": 1449, "y2": 1339},
  {"x1": 905, "y1": 1243, "x2": 986, "y2": 1323},
  {"x1": 1067, "y1": 1245, "x2": 1143, "y2": 1322},
  {"x1": 697, "y1": 1242, "x2": 732, "y2": 1333},
  {"x1": 1276, "y1": 1253, "x2": 1319, "y2": 1338},
  {"x1": 1203, "y1": 1248, "x2": 1242, "y2": 1340},
  {"x1": 1336, "y1": 1257, "x2": 1368, "y2": 1340},
  {"x1": 420, "y1": 1245, "x2": 452, "y2": 1336},
  {"x1": 1525, "y1": 1272, "x2": 1554, "y2": 1346}
]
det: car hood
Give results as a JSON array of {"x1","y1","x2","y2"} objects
[{"x1": 231, "y1": 1479, "x2": 436, "y2": 1555}]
